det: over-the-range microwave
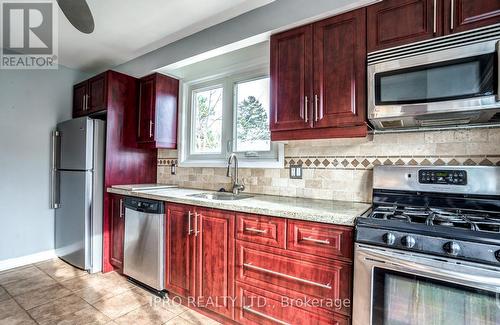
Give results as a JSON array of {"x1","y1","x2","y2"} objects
[{"x1": 368, "y1": 24, "x2": 500, "y2": 130}]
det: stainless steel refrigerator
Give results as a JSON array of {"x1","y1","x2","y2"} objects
[{"x1": 51, "y1": 117, "x2": 104, "y2": 273}]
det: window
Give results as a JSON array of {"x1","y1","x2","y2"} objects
[{"x1": 180, "y1": 70, "x2": 283, "y2": 168}]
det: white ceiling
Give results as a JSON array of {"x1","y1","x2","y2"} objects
[{"x1": 57, "y1": 0, "x2": 274, "y2": 73}]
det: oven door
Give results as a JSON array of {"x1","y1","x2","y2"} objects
[
  {"x1": 368, "y1": 39, "x2": 500, "y2": 129},
  {"x1": 353, "y1": 244, "x2": 500, "y2": 325}
]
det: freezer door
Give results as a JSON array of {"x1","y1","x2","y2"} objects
[
  {"x1": 55, "y1": 170, "x2": 92, "y2": 270},
  {"x1": 57, "y1": 117, "x2": 93, "y2": 170}
]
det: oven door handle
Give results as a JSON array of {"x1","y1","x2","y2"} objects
[{"x1": 358, "y1": 246, "x2": 500, "y2": 292}]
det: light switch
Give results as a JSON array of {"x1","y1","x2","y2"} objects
[{"x1": 289, "y1": 164, "x2": 303, "y2": 179}]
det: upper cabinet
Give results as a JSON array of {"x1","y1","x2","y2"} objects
[
  {"x1": 270, "y1": 8, "x2": 367, "y2": 141},
  {"x1": 137, "y1": 73, "x2": 179, "y2": 149},
  {"x1": 367, "y1": 0, "x2": 439, "y2": 52},
  {"x1": 445, "y1": 0, "x2": 500, "y2": 34},
  {"x1": 367, "y1": 0, "x2": 500, "y2": 52},
  {"x1": 72, "y1": 72, "x2": 108, "y2": 117}
]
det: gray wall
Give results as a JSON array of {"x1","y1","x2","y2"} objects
[{"x1": 0, "y1": 67, "x2": 88, "y2": 262}]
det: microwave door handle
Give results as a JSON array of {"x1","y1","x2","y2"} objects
[
  {"x1": 497, "y1": 40, "x2": 500, "y2": 101},
  {"x1": 359, "y1": 247, "x2": 500, "y2": 292}
]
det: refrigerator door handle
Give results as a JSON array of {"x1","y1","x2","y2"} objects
[{"x1": 51, "y1": 130, "x2": 60, "y2": 209}]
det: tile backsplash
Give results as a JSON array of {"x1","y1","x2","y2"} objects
[{"x1": 157, "y1": 128, "x2": 500, "y2": 203}]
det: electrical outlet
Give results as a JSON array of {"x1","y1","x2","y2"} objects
[{"x1": 289, "y1": 164, "x2": 303, "y2": 179}]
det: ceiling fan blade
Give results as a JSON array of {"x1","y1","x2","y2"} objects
[{"x1": 57, "y1": 0, "x2": 95, "y2": 34}]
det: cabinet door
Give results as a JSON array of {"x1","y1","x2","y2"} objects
[
  {"x1": 109, "y1": 195, "x2": 125, "y2": 272},
  {"x1": 313, "y1": 8, "x2": 366, "y2": 128},
  {"x1": 137, "y1": 76, "x2": 156, "y2": 143},
  {"x1": 195, "y1": 208, "x2": 235, "y2": 319},
  {"x1": 270, "y1": 25, "x2": 313, "y2": 132},
  {"x1": 367, "y1": 0, "x2": 440, "y2": 52},
  {"x1": 165, "y1": 203, "x2": 195, "y2": 297},
  {"x1": 73, "y1": 81, "x2": 88, "y2": 117},
  {"x1": 88, "y1": 73, "x2": 107, "y2": 113},
  {"x1": 446, "y1": 0, "x2": 500, "y2": 34}
]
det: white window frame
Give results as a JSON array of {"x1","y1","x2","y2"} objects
[{"x1": 179, "y1": 67, "x2": 284, "y2": 168}]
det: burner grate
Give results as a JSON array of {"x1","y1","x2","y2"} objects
[{"x1": 369, "y1": 205, "x2": 500, "y2": 233}]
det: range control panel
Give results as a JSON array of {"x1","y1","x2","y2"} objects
[{"x1": 418, "y1": 169, "x2": 467, "y2": 185}]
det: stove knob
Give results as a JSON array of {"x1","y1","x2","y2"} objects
[
  {"x1": 443, "y1": 241, "x2": 461, "y2": 256},
  {"x1": 495, "y1": 250, "x2": 500, "y2": 262},
  {"x1": 401, "y1": 236, "x2": 416, "y2": 249},
  {"x1": 382, "y1": 233, "x2": 396, "y2": 245}
]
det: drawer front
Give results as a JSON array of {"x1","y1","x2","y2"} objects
[
  {"x1": 236, "y1": 241, "x2": 351, "y2": 315},
  {"x1": 287, "y1": 220, "x2": 353, "y2": 260},
  {"x1": 236, "y1": 213, "x2": 286, "y2": 249},
  {"x1": 235, "y1": 283, "x2": 350, "y2": 325}
]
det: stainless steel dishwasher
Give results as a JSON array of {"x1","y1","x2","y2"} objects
[{"x1": 123, "y1": 197, "x2": 165, "y2": 293}]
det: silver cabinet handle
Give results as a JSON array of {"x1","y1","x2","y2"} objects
[
  {"x1": 243, "y1": 263, "x2": 332, "y2": 289},
  {"x1": 450, "y1": 0, "x2": 454, "y2": 31},
  {"x1": 244, "y1": 227, "x2": 267, "y2": 234},
  {"x1": 304, "y1": 96, "x2": 308, "y2": 123},
  {"x1": 188, "y1": 211, "x2": 193, "y2": 235},
  {"x1": 314, "y1": 94, "x2": 319, "y2": 122},
  {"x1": 243, "y1": 306, "x2": 290, "y2": 325},
  {"x1": 194, "y1": 212, "x2": 199, "y2": 236},
  {"x1": 149, "y1": 120, "x2": 154, "y2": 138},
  {"x1": 119, "y1": 199, "x2": 124, "y2": 218},
  {"x1": 302, "y1": 236, "x2": 330, "y2": 245},
  {"x1": 82, "y1": 95, "x2": 86, "y2": 111},
  {"x1": 433, "y1": 0, "x2": 437, "y2": 34}
]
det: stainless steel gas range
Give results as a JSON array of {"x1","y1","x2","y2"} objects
[{"x1": 353, "y1": 166, "x2": 500, "y2": 325}]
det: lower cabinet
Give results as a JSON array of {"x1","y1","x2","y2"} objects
[
  {"x1": 165, "y1": 204, "x2": 235, "y2": 319},
  {"x1": 109, "y1": 194, "x2": 125, "y2": 272},
  {"x1": 164, "y1": 204, "x2": 353, "y2": 325}
]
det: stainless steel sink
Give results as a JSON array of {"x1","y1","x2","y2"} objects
[{"x1": 188, "y1": 192, "x2": 253, "y2": 201}]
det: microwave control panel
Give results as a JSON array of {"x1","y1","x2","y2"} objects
[{"x1": 418, "y1": 170, "x2": 467, "y2": 185}]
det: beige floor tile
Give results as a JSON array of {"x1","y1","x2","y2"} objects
[
  {"x1": 0, "y1": 287, "x2": 9, "y2": 303},
  {"x1": 0, "y1": 264, "x2": 32, "y2": 276},
  {"x1": 0, "y1": 298, "x2": 36, "y2": 325},
  {"x1": 61, "y1": 273, "x2": 105, "y2": 291},
  {"x1": 27, "y1": 294, "x2": 107, "y2": 325},
  {"x1": 163, "y1": 316, "x2": 195, "y2": 325},
  {"x1": 36, "y1": 258, "x2": 88, "y2": 282},
  {"x1": 114, "y1": 304, "x2": 176, "y2": 325},
  {"x1": 152, "y1": 298, "x2": 187, "y2": 316},
  {"x1": 74, "y1": 284, "x2": 131, "y2": 304},
  {"x1": 178, "y1": 309, "x2": 221, "y2": 325},
  {"x1": 2, "y1": 272, "x2": 57, "y2": 297},
  {"x1": 0, "y1": 266, "x2": 45, "y2": 286},
  {"x1": 13, "y1": 283, "x2": 72, "y2": 310},
  {"x1": 91, "y1": 288, "x2": 150, "y2": 319}
]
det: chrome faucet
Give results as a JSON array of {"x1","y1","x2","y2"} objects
[{"x1": 226, "y1": 153, "x2": 245, "y2": 195}]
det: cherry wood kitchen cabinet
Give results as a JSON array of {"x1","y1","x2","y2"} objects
[
  {"x1": 165, "y1": 203, "x2": 195, "y2": 298},
  {"x1": 137, "y1": 73, "x2": 179, "y2": 148},
  {"x1": 367, "y1": 0, "x2": 440, "y2": 52},
  {"x1": 194, "y1": 207, "x2": 235, "y2": 319},
  {"x1": 98, "y1": 70, "x2": 158, "y2": 273},
  {"x1": 109, "y1": 194, "x2": 125, "y2": 272},
  {"x1": 367, "y1": 0, "x2": 500, "y2": 52},
  {"x1": 270, "y1": 8, "x2": 367, "y2": 141},
  {"x1": 72, "y1": 72, "x2": 108, "y2": 117},
  {"x1": 444, "y1": 0, "x2": 500, "y2": 34},
  {"x1": 164, "y1": 204, "x2": 235, "y2": 319}
]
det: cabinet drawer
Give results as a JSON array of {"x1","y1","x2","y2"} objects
[
  {"x1": 236, "y1": 213, "x2": 286, "y2": 249},
  {"x1": 236, "y1": 241, "x2": 351, "y2": 315},
  {"x1": 235, "y1": 283, "x2": 349, "y2": 325},
  {"x1": 287, "y1": 220, "x2": 353, "y2": 260}
]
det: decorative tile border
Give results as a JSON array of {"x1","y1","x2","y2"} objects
[
  {"x1": 158, "y1": 159, "x2": 178, "y2": 166},
  {"x1": 284, "y1": 155, "x2": 500, "y2": 170}
]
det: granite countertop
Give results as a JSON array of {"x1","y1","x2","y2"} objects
[{"x1": 107, "y1": 186, "x2": 371, "y2": 226}]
